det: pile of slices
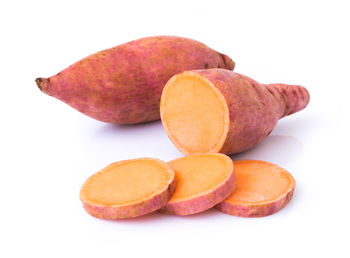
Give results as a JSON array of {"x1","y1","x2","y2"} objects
[{"x1": 80, "y1": 154, "x2": 295, "y2": 219}]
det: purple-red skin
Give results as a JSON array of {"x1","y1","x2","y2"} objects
[
  {"x1": 82, "y1": 175, "x2": 176, "y2": 220},
  {"x1": 216, "y1": 187, "x2": 294, "y2": 217},
  {"x1": 181, "y1": 69, "x2": 310, "y2": 155},
  {"x1": 159, "y1": 167, "x2": 236, "y2": 216},
  {"x1": 35, "y1": 36, "x2": 235, "y2": 124}
]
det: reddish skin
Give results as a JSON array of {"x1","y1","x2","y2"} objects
[
  {"x1": 82, "y1": 178, "x2": 176, "y2": 220},
  {"x1": 216, "y1": 188, "x2": 294, "y2": 218},
  {"x1": 35, "y1": 36, "x2": 235, "y2": 124},
  {"x1": 172, "y1": 69, "x2": 310, "y2": 155},
  {"x1": 159, "y1": 166, "x2": 236, "y2": 216}
]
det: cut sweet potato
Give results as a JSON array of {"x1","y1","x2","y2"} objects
[
  {"x1": 160, "y1": 69, "x2": 310, "y2": 155},
  {"x1": 80, "y1": 158, "x2": 176, "y2": 219},
  {"x1": 160, "y1": 153, "x2": 235, "y2": 215},
  {"x1": 216, "y1": 160, "x2": 295, "y2": 217}
]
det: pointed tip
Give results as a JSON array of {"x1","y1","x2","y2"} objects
[
  {"x1": 224, "y1": 55, "x2": 235, "y2": 70},
  {"x1": 266, "y1": 84, "x2": 310, "y2": 118},
  {"x1": 35, "y1": 77, "x2": 47, "y2": 92},
  {"x1": 284, "y1": 85, "x2": 310, "y2": 116},
  {"x1": 228, "y1": 58, "x2": 235, "y2": 71},
  {"x1": 219, "y1": 53, "x2": 235, "y2": 71}
]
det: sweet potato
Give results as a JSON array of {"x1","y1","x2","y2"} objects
[
  {"x1": 216, "y1": 160, "x2": 295, "y2": 217},
  {"x1": 80, "y1": 158, "x2": 175, "y2": 219},
  {"x1": 160, "y1": 69, "x2": 310, "y2": 155},
  {"x1": 160, "y1": 153, "x2": 235, "y2": 215},
  {"x1": 35, "y1": 36, "x2": 235, "y2": 124}
]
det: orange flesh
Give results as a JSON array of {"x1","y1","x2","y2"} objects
[
  {"x1": 225, "y1": 160, "x2": 295, "y2": 204},
  {"x1": 168, "y1": 154, "x2": 233, "y2": 202},
  {"x1": 80, "y1": 159, "x2": 173, "y2": 206},
  {"x1": 161, "y1": 72, "x2": 229, "y2": 154}
]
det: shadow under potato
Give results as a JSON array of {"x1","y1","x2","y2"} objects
[
  {"x1": 101, "y1": 208, "x2": 219, "y2": 224},
  {"x1": 93, "y1": 119, "x2": 304, "y2": 163},
  {"x1": 93, "y1": 120, "x2": 169, "y2": 146},
  {"x1": 98, "y1": 119, "x2": 162, "y2": 134},
  {"x1": 230, "y1": 134, "x2": 303, "y2": 165}
]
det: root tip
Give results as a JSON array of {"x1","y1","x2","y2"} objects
[
  {"x1": 220, "y1": 53, "x2": 235, "y2": 71},
  {"x1": 35, "y1": 77, "x2": 46, "y2": 91}
]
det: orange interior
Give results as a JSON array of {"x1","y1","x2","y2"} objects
[
  {"x1": 80, "y1": 159, "x2": 174, "y2": 206},
  {"x1": 168, "y1": 153, "x2": 233, "y2": 202},
  {"x1": 225, "y1": 160, "x2": 295, "y2": 205},
  {"x1": 161, "y1": 72, "x2": 229, "y2": 155}
]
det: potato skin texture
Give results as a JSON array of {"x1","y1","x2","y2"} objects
[
  {"x1": 219, "y1": 71, "x2": 309, "y2": 154},
  {"x1": 216, "y1": 188, "x2": 294, "y2": 217},
  {"x1": 35, "y1": 36, "x2": 235, "y2": 124},
  {"x1": 159, "y1": 167, "x2": 236, "y2": 216},
  {"x1": 81, "y1": 175, "x2": 176, "y2": 220}
]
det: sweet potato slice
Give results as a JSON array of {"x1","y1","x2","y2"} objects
[
  {"x1": 160, "y1": 153, "x2": 235, "y2": 215},
  {"x1": 80, "y1": 158, "x2": 176, "y2": 219},
  {"x1": 216, "y1": 160, "x2": 295, "y2": 217}
]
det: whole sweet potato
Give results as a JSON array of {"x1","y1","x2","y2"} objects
[{"x1": 36, "y1": 36, "x2": 235, "y2": 124}]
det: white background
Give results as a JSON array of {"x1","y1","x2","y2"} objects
[{"x1": 1, "y1": 0, "x2": 350, "y2": 257}]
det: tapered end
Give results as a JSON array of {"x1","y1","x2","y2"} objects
[
  {"x1": 220, "y1": 53, "x2": 235, "y2": 71},
  {"x1": 267, "y1": 84, "x2": 310, "y2": 118},
  {"x1": 284, "y1": 85, "x2": 310, "y2": 116},
  {"x1": 35, "y1": 77, "x2": 48, "y2": 92}
]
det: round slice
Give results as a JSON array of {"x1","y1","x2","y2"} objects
[
  {"x1": 160, "y1": 153, "x2": 235, "y2": 215},
  {"x1": 160, "y1": 71, "x2": 230, "y2": 155},
  {"x1": 80, "y1": 158, "x2": 176, "y2": 219},
  {"x1": 216, "y1": 160, "x2": 295, "y2": 217}
]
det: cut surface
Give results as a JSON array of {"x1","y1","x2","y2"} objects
[
  {"x1": 168, "y1": 153, "x2": 233, "y2": 202},
  {"x1": 226, "y1": 160, "x2": 294, "y2": 204},
  {"x1": 80, "y1": 158, "x2": 174, "y2": 206},
  {"x1": 161, "y1": 72, "x2": 229, "y2": 154}
]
